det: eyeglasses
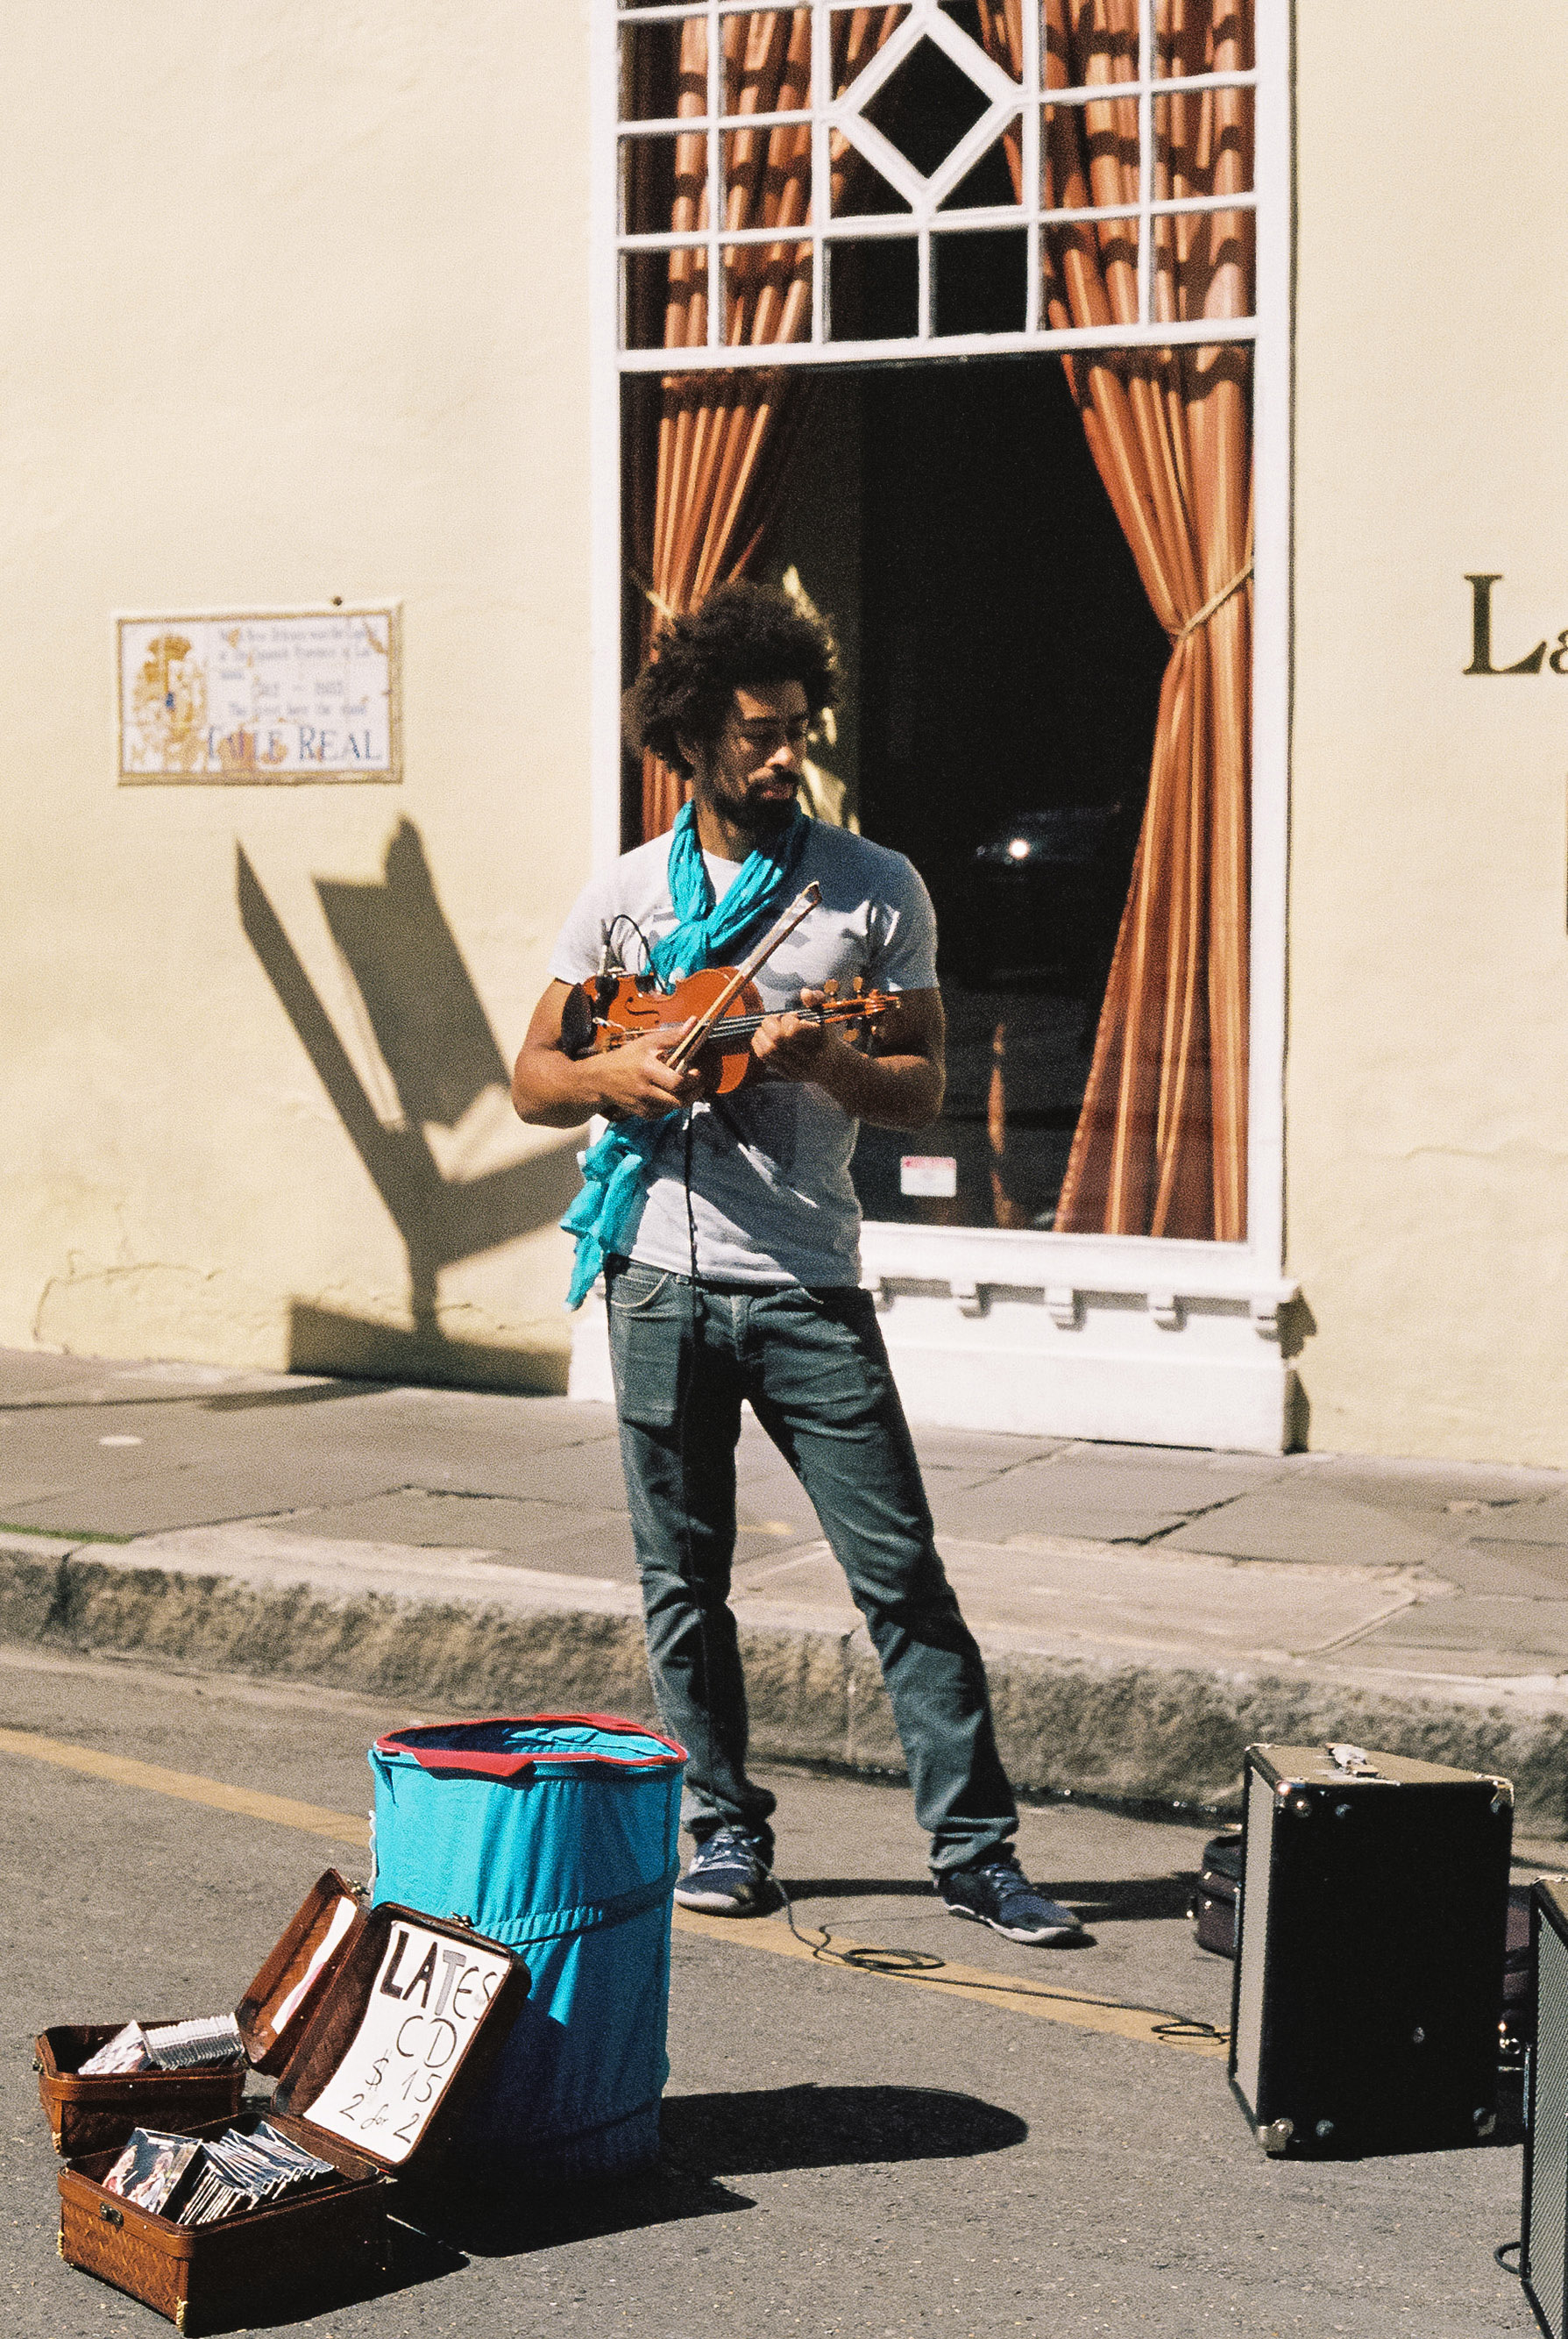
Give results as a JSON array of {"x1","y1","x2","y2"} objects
[{"x1": 727, "y1": 717, "x2": 814, "y2": 756}]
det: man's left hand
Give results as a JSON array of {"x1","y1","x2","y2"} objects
[{"x1": 751, "y1": 989, "x2": 837, "y2": 1084}]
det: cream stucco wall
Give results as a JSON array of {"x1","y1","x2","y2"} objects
[
  {"x1": 1288, "y1": 2, "x2": 1568, "y2": 1460},
  {"x1": 1, "y1": 1, "x2": 594, "y2": 1390},
  {"x1": 9, "y1": 0, "x2": 1564, "y2": 1461}
]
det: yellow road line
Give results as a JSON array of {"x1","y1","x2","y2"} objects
[
  {"x1": 2, "y1": 1724, "x2": 1225, "y2": 2058},
  {"x1": 0, "y1": 1726, "x2": 371, "y2": 1844},
  {"x1": 674, "y1": 1907, "x2": 1227, "y2": 2056}
]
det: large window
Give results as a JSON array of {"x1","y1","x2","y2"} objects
[
  {"x1": 616, "y1": 0, "x2": 1257, "y2": 366},
  {"x1": 610, "y1": 0, "x2": 1273, "y2": 1251}
]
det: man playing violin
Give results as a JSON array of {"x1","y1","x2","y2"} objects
[{"x1": 511, "y1": 582, "x2": 1083, "y2": 1945}]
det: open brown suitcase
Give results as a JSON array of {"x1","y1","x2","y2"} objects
[
  {"x1": 59, "y1": 1900, "x2": 529, "y2": 2335},
  {"x1": 38, "y1": 1867, "x2": 370, "y2": 2158}
]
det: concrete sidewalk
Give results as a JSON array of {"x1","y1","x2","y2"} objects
[{"x1": 4, "y1": 1344, "x2": 1568, "y2": 1832}]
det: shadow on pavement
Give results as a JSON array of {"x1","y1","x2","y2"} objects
[
  {"x1": 0, "y1": 1379, "x2": 387, "y2": 1416},
  {"x1": 664, "y1": 2082, "x2": 1027, "y2": 2173},
  {"x1": 783, "y1": 1873, "x2": 1198, "y2": 1923},
  {"x1": 201, "y1": 1379, "x2": 387, "y2": 1413},
  {"x1": 409, "y1": 2085, "x2": 1026, "y2": 2257},
  {"x1": 408, "y1": 2158, "x2": 754, "y2": 2257},
  {"x1": 205, "y1": 2219, "x2": 468, "y2": 2334},
  {"x1": 779, "y1": 1876, "x2": 941, "y2": 1902},
  {"x1": 1049, "y1": 1876, "x2": 1201, "y2": 1923}
]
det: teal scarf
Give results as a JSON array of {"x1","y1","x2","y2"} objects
[{"x1": 561, "y1": 802, "x2": 810, "y2": 1308}]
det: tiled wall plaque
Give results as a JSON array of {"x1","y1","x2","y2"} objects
[{"x1": 117, "y1": 608, "x2": 401, "y2": 784}]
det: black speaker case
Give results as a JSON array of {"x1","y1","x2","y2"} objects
[
  {"x1": 1228, "y1": 1743, "x2": 1513, "y2": 2160},
  {"x1": 1522, "y1": 1878, "x2": 1568, "y2": 2336}
]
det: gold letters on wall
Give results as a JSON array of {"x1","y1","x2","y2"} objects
[{"x1": 1463, "y1": 574, "x2": 1568, "y2": 677}]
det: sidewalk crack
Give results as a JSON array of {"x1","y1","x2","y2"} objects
[{"x1": 1125, "y1": 1492, "x2": 1255, "y2": 1547}]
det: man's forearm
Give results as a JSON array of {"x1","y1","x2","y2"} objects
[
  {"x1": 810, "y1": 1043, "x2": 944, "y2": 1132},
  {"x1": 511, "y1": 1047, "x2": 598, "y2": 1129}
]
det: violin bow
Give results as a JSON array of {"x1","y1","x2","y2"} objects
[{"x1": 664, "y1": 882, "x2": 822, "y2": 1074}]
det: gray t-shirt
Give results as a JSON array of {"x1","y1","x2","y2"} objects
[{"x1": 548, "y1": 821, "x2": 938, "y2": 1286}]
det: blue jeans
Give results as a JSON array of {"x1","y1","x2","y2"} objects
[{"x1": 604, "y1": 1259, "x2": 1018, "y2": 1875}]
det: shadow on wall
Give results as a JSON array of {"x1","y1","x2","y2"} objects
[{"x1": 238, "y1": 821, "x2": 583, "y2": 1394}]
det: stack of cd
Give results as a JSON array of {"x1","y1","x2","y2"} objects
[
  {"x1": 144, "y1": 2016, "x2": 245, "y2": 2071},
  {"x1": 100, "y1": 2122, "x2": 339, "y2": 2224},
  {"x1": 79, "y1": 2015, "x2": 245, "y2": 2077},
  {"x1": 98, "y1": 2130, "x2": 202, "y2": 2215}
]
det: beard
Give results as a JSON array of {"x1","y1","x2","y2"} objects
[{"x1": 704, "y1": 774, "x2": 799, "y2": 842}]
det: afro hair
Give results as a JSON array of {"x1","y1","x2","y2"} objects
[{"x1": 629, "y1": 580, "x2": 841, "y2": 779}]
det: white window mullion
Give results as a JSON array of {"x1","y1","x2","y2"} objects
[
  {"x1": 620, "y1": 312, "x2": 1258, "y2": 372},
  {"x1": 706, "y1": 0, "x2": 720, "y2": 351},
  {"x1": 811, "y1": 0, "x2": 827, "y2": 345},
  {"x1": 1022, "y1": 0, "x2": 1041, "y2": 335},
  {"x1": 1137, "y1": 0, "x2": 1154, "y2": 327}
]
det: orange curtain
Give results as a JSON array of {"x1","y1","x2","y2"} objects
[
  {"x1": 634, "y1": 8, "x2": 902, "y2": 840},
  {"x1": 980, "y1": 0, "x2": 1253, "y2": 1241}
]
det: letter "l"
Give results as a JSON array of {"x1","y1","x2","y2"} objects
[
  {"x1": 379, "y1": 1927, "x2": 412, "y2": 1997},
  {"x1": 1465, "y1": 574, "x2": 1547, "y2": 674}
]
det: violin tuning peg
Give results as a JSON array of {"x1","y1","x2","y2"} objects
[{"x1": 822, "y1": 979, "x2": 839, "y2": 999}]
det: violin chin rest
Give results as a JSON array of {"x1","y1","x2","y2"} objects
[{"x1": 559, "y1": 985, "x2": 598, "y2": 1060}]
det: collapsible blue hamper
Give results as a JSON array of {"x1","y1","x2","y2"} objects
[{"x1": 369, "y1": 1712, "x2": 685, "y2": 2180}]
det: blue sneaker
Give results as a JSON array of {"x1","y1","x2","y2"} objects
[
  {"x1": 939, "y1": 1856, "x2": 1085, "y2": 1944},
  {"x1": 673, "y1": 1826, "x2": 773, "y2": 1916}
]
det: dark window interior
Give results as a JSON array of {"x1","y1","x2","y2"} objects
[{"x1": 823, "y1": 353, "x2": 1167, "y2": 1230}]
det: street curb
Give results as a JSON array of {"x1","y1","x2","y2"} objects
[{"x1": 4, "y1": 1536, "x2": 1567, "y2": 1833}]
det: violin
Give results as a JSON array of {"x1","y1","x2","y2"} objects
[
  {"x1": 560, "y1": 880, "x2": 895, "y2": 1095},
  {"x1": 563, "y1": 967, "x2": 896, "y2": 1095}
]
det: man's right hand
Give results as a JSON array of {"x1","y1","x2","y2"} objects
[
  {"x1": 513, "y1": 979, "x2": 706, "y2": 1129},
  {"x1": 593, "y1": 1027, "x2": 705, "y2": 1121}
]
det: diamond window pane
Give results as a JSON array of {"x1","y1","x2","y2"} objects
[
  {"x1": 723, "y1": 8, "x2": 813, "y2": 115},
  {"x1": 938, "y1": 0, "x2": 1020, "y2": 77},
  {"x1": 938, "y1": 118, "x2": 1022, "y2": 209},
  {"x1": 624, "y1": 247, "x2": 709, "y2": 352},
  {"x1": 620, "y1": 18, "x2": 705, "y2": 124},
  {"x1": 621, "y1": 132, "x2": 708, "y2": 239},
  {"x1": 827, "y1": 236, "x2": 919, "y2": 340},
  {"x1": 933, "y1": 226, "x2": 1027, "y2": 334},
  {"x1": 860, "y1": 35, "x2": 990, "y2": 178},
  {"x1": 1154, "y1": 86, "x2": 1254, "y2": 200},
  {"x1": 1041, "y1": 94, "x2": 1138, "y2": 215},
  {"x1": 830, "y1": 5, "x2": 911, "y2": 101},
  {"x1": 830, "y1": 133, "x2": 913, "y2": 219},
  {"x1": 724, "y1": 240, "x2": 813, "y2": 346}
]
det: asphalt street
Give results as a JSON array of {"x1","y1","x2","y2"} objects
[{"x1": 0, "y1": 1642, "x2": 1543, "y2": 2338}]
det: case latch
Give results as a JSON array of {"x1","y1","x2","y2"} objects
[{"x1": 98, "y1": 2203, "x2": 123, "y2": 2228}]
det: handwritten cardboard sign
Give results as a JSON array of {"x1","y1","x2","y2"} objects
[{"x1": 306, "y1": 1920, "x2": 511, "y2": 2164}]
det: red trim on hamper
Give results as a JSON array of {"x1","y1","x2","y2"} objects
[{"x1": 374, "y1": 1712, "x2": 687, "y2": 1777}]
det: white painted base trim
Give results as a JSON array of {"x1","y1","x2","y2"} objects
[{"x1": 569, "y1": 1276, "x2": 1298, "y2": 1454}]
